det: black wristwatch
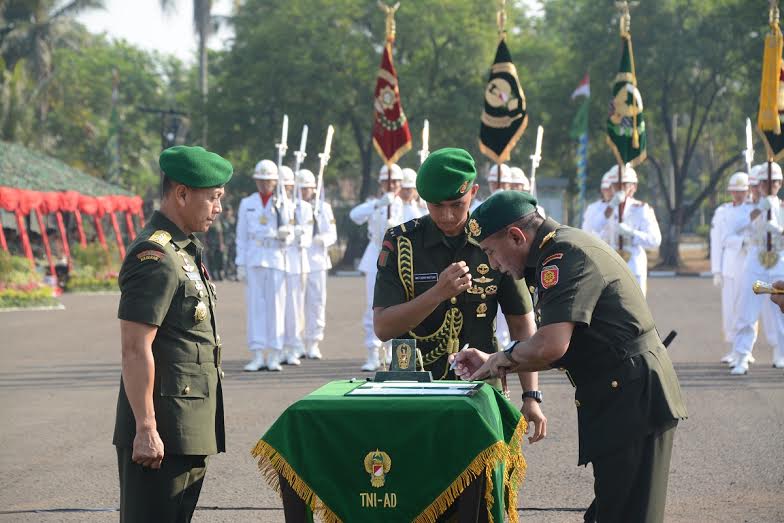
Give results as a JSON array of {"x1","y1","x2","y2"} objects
[
  {"x1": 522, "y1": 390, "x2": 543, "y2": 403},
  {"x1": 503, "y1": 341, "x2": 519, "y2": 363}
]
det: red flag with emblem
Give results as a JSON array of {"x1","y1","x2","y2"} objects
[{"x1": 372, "y1": 38, "x2": 412, "y2": 166}]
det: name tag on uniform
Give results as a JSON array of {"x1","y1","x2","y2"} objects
[
  {"x1": 186, "y1": 272, "x2": 202, "y2": 281},
  {"x1": 414, "y1": 273, "x2": 438, "y2": 283}
]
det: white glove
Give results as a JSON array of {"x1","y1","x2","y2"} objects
[
  {"x1": 313, "y1": 235, "x2": 325, "y2": 246},
  {"x1": 765, "y1": 220, "x2": 783, "y2": 235},
  {"x1": 237, "y1": 265, "x2": 247, "y2": 281},
  {"x1": 609, "y1": 190, "x2": 626, "y2": 209},
  {"x1": 713, "y1": 273, "x2": 723, "y2": 287},
  {"x1": 293, "y1": 226, "x2": 305, "y2": 238},
  {"x1": 277, "y1": 225, "x2": 293, "y2": 240},
  {"x1": 375, "y1": 192, "x2": 395, "y2": 209},
  {"x1": 618, "y1": 222, "x2": 635, "y2": 238},
  {"x1": 759, "y1": 196, "x2": 779, "y2": 212}
]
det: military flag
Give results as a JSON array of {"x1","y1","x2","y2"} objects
[
  {"x1": 606, "y1": 13, "x2": 646, "y2": 167},
  {"x1": 571, "y1": 74, "x2": 590, "y2": 223},
  {"x1": 479, "y1": 37, "x2": 528, "y2": 164},
  {"x1": 757, "y1": 3, "x2": 784, "y2": 161},
  {"x1": 372, "y1": 3, "x2": 412, "y2": 167}
]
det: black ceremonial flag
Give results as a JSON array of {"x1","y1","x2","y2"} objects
[{"x1": 479, "y1": 39, "x2": 528, "y2": 164}]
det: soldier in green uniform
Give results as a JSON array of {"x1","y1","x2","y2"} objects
[
  {"x1": 451, "y1": 191, "x2": 688, "y2": 523},
  {"x1": 373, "y1": 148, "x2": 546, "y2": 443},
  {"x1": 113, "y1": 145, "x2": 231, "y2": 522}
]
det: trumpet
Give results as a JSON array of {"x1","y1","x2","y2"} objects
[{"x1": 752, "y1": 280, "x2": 784, "y2": 295}]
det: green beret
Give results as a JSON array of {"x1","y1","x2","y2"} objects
[
  {"x1": 467, "y1": 191, "x2": 538, "y2": 243},
  {"x1": 416, "y1": 148, "x2": 477, "y2": 203},
  {"x1": 159, "y1": 145, "x2": 233, "y2": 188}
]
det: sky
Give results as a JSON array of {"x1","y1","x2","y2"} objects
[{"x1": 77, "y1": 0, "x2": 235, "y2": 64}]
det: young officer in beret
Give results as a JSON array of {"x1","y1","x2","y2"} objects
[
  {"x1": 114, "y1": 145, "x2": 231, "y2": 522},
  {"x1": 373, "y1": 148, "x2": 547, "y2": 443},
  {"x1": 451, "y1": 191, "x2": 688, "y2": 523}
]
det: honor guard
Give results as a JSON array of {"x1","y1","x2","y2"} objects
[
  {"x1": 511, "y1": 166, "x2": 546, "y2": 217},
  {"x1": 400, "y1": 167, "x2": 428, "y2": 220},
  {"x1": 236, "y1": 159, "x2": 288, "y2": 372},
  {"x1": 593, "y1": 165, "x2": 662, "y2": 296},
  {"x1": 710, "y1": 173, "x2": 752, "y2": 359},
  {"x1": 280, "y1": 166, "x2": 314, "y2": 365},
  {"x1": 299, "y1": 169, "x2": 337, "y2": 360},
  {"x1": 454, "y1": 191, "x2": 687, "y2": 523},
  {"x1": 349, "y1": 164, "x2": 405, "y2": 371},
  {"x1": 471, "y1": 163, "x2": 514, "y2": 213},
  {"x1": 729, "y1": 162, "x2": 784, "y2": 374},
  {"x1": 114, "y1": 146, "x2": 230, "y2": 522},
  {"x1": 582, "y1": 169, "x2": 615, "y2": 236}
]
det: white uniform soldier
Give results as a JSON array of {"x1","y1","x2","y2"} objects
[
  {"x1": 349, "y1": 164, "x2": 405, "y2": 371},
  {"x1": 593, "y1": 165, "x2": 662, "y2": 296},
  {"x1": 472, "y1": 164, "x2": 513, "y2": 212},
  {"x1": 299, "y1": 169, "x2": 337, "y2": 360},
  {"x1": 510, "y1": 166, "x2": 546, "y2": 217},
  {"x1": 237, "y1": 160, "x2": 288, "y2": 372},
  {"x1": 710, "y1": 173, "x2": 752, "y2": 357},
  {"x1": 730, "y1": 162, "x2": 784, "y2": 374},
  {"x1": 281, "y1": 166, "x2": 314, "y2": 366},
  {"x1": 400, "y1": 168, "x2": 428, "y2": 220},
  {"x1": 582, "y1": 169, "x2": 615, "y2": 235}
]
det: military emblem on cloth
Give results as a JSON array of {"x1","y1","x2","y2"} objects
[
  {"x1": 364, "y1": 450, "x2": 392, "y2": 488},
  {"x1": 468, "y1": 218, "x2": 482, "y2": 238},
  {"x1": 540, "y1": 265, "x2": 559, "y2": 289}
]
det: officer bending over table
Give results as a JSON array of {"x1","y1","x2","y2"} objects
[
  {"x1": 451, "y1": 191, "x2": 687, "y2": 523},
  {"x1": 373, "y1": 148, "x2": 546, "y2": 444}
]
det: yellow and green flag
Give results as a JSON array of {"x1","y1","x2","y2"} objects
[{"x1": 606, "y1": 32, "x2": 646, "y2": 167}]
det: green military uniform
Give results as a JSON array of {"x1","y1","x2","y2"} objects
[
  {"x1": 205, "y1": 214, "x2": 225, "y2": 280},
  {"x1": 373, "y1": 147, "x2": 533, "y2": 381},
  {"x1": 114, "y1": 146, "x2": 230, "y2": 523},
  {"x1": 470, "y1": 193, "x2": 688, "y2": 523}
]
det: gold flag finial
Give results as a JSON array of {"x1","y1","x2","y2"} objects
[
  {"x1": 378, "y1": 1, "x2": 400, "y2": 42},
  {"x1": 615, "y1": 1, "x2": 639, "y2": 38},
  {"x1": 497, "y1": 0, "x2": 507, "y2": 40},
  {"x1": 770, "y1": 0, "x2": 781, "y2": 29}
]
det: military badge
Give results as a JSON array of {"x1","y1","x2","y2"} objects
[
  {"x1": 259, "y1": 215, "x2": 268, "y2": 225},
  {"x1": 542, "y1": 253, "x2": 564, "y2": 265},
  {"x1": 467, "y1": 285, "x2": 484, "y2": 294},
  {"x1": 476, "y1": 303, "x2": 488, "y2": 318},
  {"x1": 136, "y1": 249, "x2": 164, "y2": 262},
  {"x1": 364, "y1": 450, "x2": 391, "y2": 488},
  {"x1": 485, "y1": 285, "x2": 498, "y2": 295},
  {"x1": 194, "y1": 301, "x2": 209, "y2": 323},
  {"x1": 468, "y1": 218, "x2": 482, "y2": 238},
  {"x1": 759, "y1": 250, "x2": 779, "y2": 269},
  {"x1": 378, "y1": 250, "x2": 390, "y2": 268},
  {"x1": 149, "y1": 230, "x2": 171, "y2": 246},
  {"x1": 458, "y1": 180, "x2": 469, "y2": 194},
  {"x1": 540, "y1": 265, "x2": 559, "y2": 289},
  {"x1": 396, "y1": 343, "x2": 412, "y2": 369}
]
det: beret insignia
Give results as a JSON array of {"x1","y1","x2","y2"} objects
[{"x1": 468, "y1": 218, "x2": 482, "y2": 238}]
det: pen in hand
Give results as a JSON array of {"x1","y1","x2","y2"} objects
[{"x1": 449, "y1": 343, "x2": 470, "y2": 371}]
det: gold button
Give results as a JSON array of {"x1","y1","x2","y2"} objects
[
  {"x1": 575, "y1": 399, "x2": 581, "y2": 407},
  {"x1": 450, "y1": 297, "x2": 457, "y2": 305},
  {"x1": 611, "y1": 380, "x2": 619, "y2": 389},
  {"x1": 183, "y1": 385, "x2": 191, "y2": 395},
  {"x1": 481, "y1": 293, "x2": 486, "y2": 300},
  {"x1": 198, "y1": 290, "x2": 205, "y2": 297}
]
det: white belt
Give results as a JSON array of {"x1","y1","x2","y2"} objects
[{"x1": 253, "y1": 238, "x2": 282, "y2": 248}]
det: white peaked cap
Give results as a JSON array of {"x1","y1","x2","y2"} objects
[
  {"x1": 401, "y1": 168, "x2": 418, "y2": 189},
  {"x1": 253, "y1": 159, "x2": 278, "y2": 180},
  {"x1": 726, "y1": 172, "x2": 749, "y2": 191},
  {"x1": 297, "y1": 169, "x2": 316, "y2": 188},
  {"x1": 510, "y1": 167, "x2": 530, "y2": 191},
  {"x1": 379, "y1": 163, "x2": 403, "y2": 181},
  {"x1": 751, "y1": 162, "x2": 783, "y2": 182},
  {"x1": 280, "y1": 165, "x2": 295, "y2": 185},
  {"x1": 489, "y1": 164, "x2": 513, "y2": 183}
]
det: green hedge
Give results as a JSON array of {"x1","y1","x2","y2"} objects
[{"x1": 0, "y1": 252, "x2": 58, "y2": 309}]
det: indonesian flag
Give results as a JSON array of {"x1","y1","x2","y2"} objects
[
  {"x1": 571, "y1": 73, "x2": 591, "y2": 99},
  {"x1": 372, "y1": 41, "x2": 412, "y2": 166}
]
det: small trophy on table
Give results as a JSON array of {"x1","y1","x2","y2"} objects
[{"x1": 374, "y1": 339, "x2": 432, "y2": 382}]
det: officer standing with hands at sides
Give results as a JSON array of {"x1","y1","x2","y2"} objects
[
  {"x1": 114, "y1": 146, "x2": 230, "y2": 522},
  {"x1": 373, "y1": 148, "x2": 546, "y2": 444},
  {"x1": 451, "y1": 190, "x2": 687, "y2": 523}
]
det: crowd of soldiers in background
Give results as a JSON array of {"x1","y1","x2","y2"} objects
[{"x1": 709, "y1": 163, "x2": 784, "y2": 375}]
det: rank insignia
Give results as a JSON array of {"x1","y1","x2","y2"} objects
[
  {"x1": 194, "y1": 301, "x2": 209, "y2": 323},
  {"x1": 477, "y1": 264, "x2": 490, "y2": 275},
  {"x1": 149, "y1": 230, "x2": 171, "y2": 246},
  {"x1": 136, "y1": 249, "x2": 164, "y2": 262},
  {"x1": 542, "y1": 253, "x2": 564, "y2": 265},
  {"x1": 364, "y1": 450, "x2": 391, "y2": 488},
  {"x1": 540, "y1": 265, "x2": 559, "y2": 289},
  {"x1": 468, "y1": 218, "x2": 482, "y2": 238},
  {"x1": 467, "y1": 285, "x2": 484, "y2": 294},
  {"x1": 378, "y1": 250, "x2": 390, "y2": 267},
  {"x1": 476, "y1": 303, "x2": 488, "y2": 318}
]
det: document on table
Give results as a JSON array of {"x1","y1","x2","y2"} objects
[{"x1": 345, "y1": 381, "x2": 483, "y2": 396}]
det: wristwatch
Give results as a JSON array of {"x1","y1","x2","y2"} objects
[
  {"x1": 503, "y1": 341, "x2": 519, "y2": 363},
  {"x1": 522, "y1": 390, "x2": 543, "y2": 403}
]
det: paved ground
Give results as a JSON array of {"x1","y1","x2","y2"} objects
[{"x1": 1, "y1": 276, "x2": 783, "y2": 522}]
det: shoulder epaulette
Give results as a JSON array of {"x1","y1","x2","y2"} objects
[
  {"x1": 148, "y1": 230, "x2": 172, "y2": 247},
  {"x1": 388, "y1": 217, "x2": 423, "y2": 238},
  {"x1": 539, "y1": 230, "x2": 557, "y2": 249}
]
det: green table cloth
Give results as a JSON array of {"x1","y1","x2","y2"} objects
[{"x1": 252, "y1": 380, "x2": 527, "y2": 523}]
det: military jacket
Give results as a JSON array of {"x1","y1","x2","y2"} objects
[
  {"x1": 284, "y1": 199, "x2": 314, "y2": 275},
  {"x1": 308, "y1": 201, "x2": 338, "y2": 272},
  {"x1": 350, "y1": 196, "x2": 405, "y2": 273},
  {"x1": 524, "y1": 218, "x2": 687, "y2": 465},
  {"x1": 113, "y1": 211, "x2": 226, "y2": 456},
  {"x1": 374, "y1": 215, "x2": 533, "y2": 380},
  {"x1": 235, "y1": 193, "x2": 286, "y2": 270}
]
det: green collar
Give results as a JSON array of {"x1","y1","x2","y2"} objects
[
  {"x1": 149, "y1": 211, "x2": 202, "y2": 251},
  {"x1": 525, "y1": 218, "x2": 561, "y2": 268},
  {"x1": 423, "y1": 214, "x2": 468, "y2": 249}
]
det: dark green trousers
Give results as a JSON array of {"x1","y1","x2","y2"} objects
[
  {"x1": 117, "y1": 447, "x2": 208, "y2": 523},
  {"x1": 586, "y1": 421, "x2": 677, "y2": 523}
]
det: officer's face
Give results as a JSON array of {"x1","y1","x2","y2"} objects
[
  {"x1": 179, "y1": 186, "x2": 224, "y2": 233},
  {"x1": 255, "y1": 179, "x2": 276, "y2": 194},
  {"x1": 730, "y1": 190, "x2": 748, "y2": 205},
  {"x1": 622, "y1": 182, "x2": 637, "y2": 197},
  {"x1": 499, "y1": 182, "x2": 513, "y2": 191},
  {"x1": 511, "y1": 184, "x2": 525, "y2": 192},
  {"x1": 301, "y1": 187, "x2": 315, "y2": 200},
  {"x1": 284, "y1": 184, "x2": 295, "y2": 198},
  {"x1": 488, "y1": 181, "x2": 499, "y2": 193},
  {"x1": 426, "y1": 185, "x2": 477, "y2": 237},
  {"x1": 400, "y1": 187, "x2": 415, "y2": 202},
  {"x1": 601, "y1": 187, "x2": 614, "y2": 201},
  {"x1": 760, "y1": 180, "x2": 782, "y2": 196},
  {"x1": 481, "y1": 227, "x2": 528, "y2": 279},
  {"x1": 380, "y1": 179, "x2": 402, "y2": 194}
]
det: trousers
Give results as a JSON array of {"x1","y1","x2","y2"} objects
[{"x1": 246, "y1": 267, "x2": 285, "y2": 351}]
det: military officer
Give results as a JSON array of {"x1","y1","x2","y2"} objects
[
  {"x1": 592, "y1": 164, "x2": 661, "y2": 296},
  {"x1": 299, "y1": 169, "x2": 337, "y2": 360},
  {"x1": 730, "y1": 162, "x2": 784, "y2": 373},
  {"x1": 710, "y1": 172, "x2": 752, "y2": 361},
  {"x1": 281, "y1": 166, "x2": 313, "y2": 365},
  {"x1": 581, "y1": 169, "x2": 615, "y2": 236},
  {"x1": 373, "y1": 148, "x2": 547, "y2": 443},
  {"x1": 236, "y1": 159, "x2": 288, "y2": 372},
  {"x1": 400, "y1": 167, "x2": 428, "y2": 220},
  {"x1": 349, "y1": 164, "x2": 405, "y2": 371},
  {"x1": 452, "y1": 191, "x2": 688, "y2": 523},
  {"x1": 114, "y1": 145, "x2": 230, "y2": 522}
]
